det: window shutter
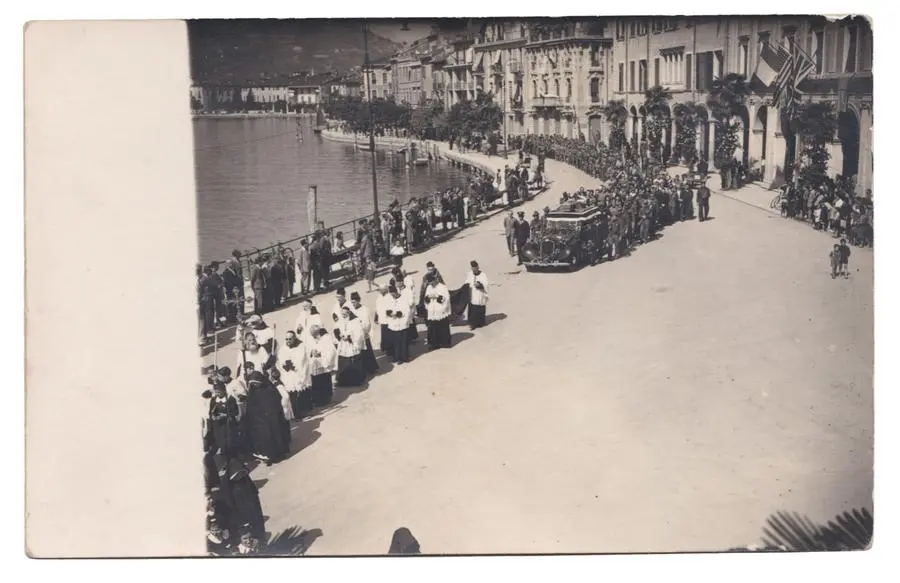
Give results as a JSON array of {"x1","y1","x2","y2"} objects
[{"x1": 685, "y1": 53, "x2": 692, "y2": 90}]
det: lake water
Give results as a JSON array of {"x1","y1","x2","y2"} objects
[{"x1": 194, "y1": 117, "x2": 472, "y2": 262}]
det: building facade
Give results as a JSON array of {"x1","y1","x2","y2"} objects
[
  {"x1": 521, "y1": 19, "x2": 614, "y2": 142},
  {"x1": 362, "y1": 63, "x2": 393, "y2": 100},
  {"x1": 443, "y1": 39, "x2": 477, "y2": 109},
  {"x1": 607, "y1": 15, "x2": 873, "y2": 193},
  {"x1": 471, "y1": 21, "x2": 529, "y2": 137}
]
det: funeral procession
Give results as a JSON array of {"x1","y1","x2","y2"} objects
[{"x1": 192, "y1": 17, "x2": 873, "y2": 556}]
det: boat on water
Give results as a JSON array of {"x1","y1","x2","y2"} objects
[
  {"x1": 357, "y1": 142, "x2": 373, "y2": 151},
  {"x1": 412, "y1": 157, "x2": 430, "y2": 167}
]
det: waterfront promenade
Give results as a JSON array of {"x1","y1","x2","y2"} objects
[{"x1": 202, "y1": 139, "x2": 873, "y2": 555}]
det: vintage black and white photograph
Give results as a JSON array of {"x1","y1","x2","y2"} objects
[{"x1": 165, "y1": 14, "x2": 875, "y2": 557}]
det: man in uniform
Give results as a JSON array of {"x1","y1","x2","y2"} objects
[{"x1": 514, "y1": 211, "x2": 530, "y2": 265}]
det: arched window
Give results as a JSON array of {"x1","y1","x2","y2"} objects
[
  {"x1": 542, "y1": 79, "x2": 548, "y2": 95},
  {"x1": 532, "y1": 79, "x2": 538, "y2": 97},
  {"x1": 554, "y1": 79, "x2": 560, "y2": 97},
  {"x1": 566, "y1": 79, "x2": 572, "y2": 102}
]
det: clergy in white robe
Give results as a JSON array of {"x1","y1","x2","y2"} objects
[
  {"x1": 423, "y1": 276, "x2": 452, "y2": 349},
  {"x1": 465, "y1": 260, "x2": 490, "y2": 329},
  {"x1": 399, "y1": 279, "x2": 418, "y2": 342},
  {"x1": 236, "y1": 333, "x2": 272, "y2": 378},
  {"x1": 280, "y1": 330, "x2": 311, "y2": 418},
  {"x1": 375, "y1": 286, "x2": 394, "y2": 355},
  {"x1": 335, "y1": 306, "x2": 367, "y2": 387},
  {"x1": 301, "y1": 308, "x2": 325, "y2": 346},
  {"x1": 350, "y1": 291, "x2": 379, "y2": 374},
  {"x1": 385, "y1": 284, "x2": 411, "y2": 364},
  {"x1": 306, "y1": 325, "x2": 338, "y2": 407},
  {"x1": 295, "y1": 300, "x2": 313, "y2": 337},
  {"x1": 330, "y1": 287, "x2": 349, "y2": 336}
]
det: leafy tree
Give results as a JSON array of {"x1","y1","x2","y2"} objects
[
  {"x1": 245, "y1": 88, "x2": 256, "y2": 111},
  {"x1": 790, "y1": 101, "x2": 838, "y2": 192},
  {"x1": 672, "y1": 102, "x2": 702, "y2": 165}
]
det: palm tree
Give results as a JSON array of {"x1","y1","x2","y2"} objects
[
  {"x1": 600, "y1": 99, "x2": 628, "y2": 152},
  {"x1": 706, "y1": 73, "x2": 750, "y2": 122},
  {"x1": 707, "y1": 73, "x2": 750, "y2": 188},
  {"x1": 643, "y1": 85, "x2": 672, "y2": 164}
]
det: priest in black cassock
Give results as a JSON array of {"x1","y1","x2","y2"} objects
[{"x1": 242, "y1": 371, "x2": 290, "y2": 464}]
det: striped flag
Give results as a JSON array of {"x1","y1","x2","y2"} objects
[
  {"x1": 774, "y1": 43, "x2": 816, "y2": 117},
  {"x1": 752, "y1": 40, "x2": 790, "y2": 88}
]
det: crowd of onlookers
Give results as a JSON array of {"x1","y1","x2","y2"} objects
[
  {"x1": 196, "y1": 172, "x2": 508, "y2": 345},
  {"x1": 778, "y1": 175, "x2": 874, "y2": 248}
]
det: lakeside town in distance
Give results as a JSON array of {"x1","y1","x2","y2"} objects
[{"x1": 192, "y1": 17, "x2": 874, "y2": 557}]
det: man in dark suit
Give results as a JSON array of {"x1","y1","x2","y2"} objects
[
  {"x1": 514, "y1": 211, "x2": 530, "y2": 265},
  {"x1": 250, "y1": 258, "x2": 267, "y2": 315},
  {"x1": 222, "y1": 260, "x2": 243, "y2": 324},
  {"x1": 502, "y1": 211, "x2": 517, "y2": 257},
  {"x1": 697, "y1": 184, "x2": 711, "y2": 222}
]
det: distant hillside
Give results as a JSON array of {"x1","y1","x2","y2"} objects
[{"x1": 188, "y1": 19, "x2": 403, "y2": 84}]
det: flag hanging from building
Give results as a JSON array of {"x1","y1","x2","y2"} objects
[
  {"x1": 773, "y1": 43, "x2": 816, "y2": 118},
  {"x1": 752, "y1": 40, "x2": 791, "y2": 88}
]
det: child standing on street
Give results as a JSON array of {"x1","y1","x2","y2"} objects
[
  {"x1": 839, "y1": 238, "x2": 852, "y2": 278},
  {"x1": 829, "y1": 244, "x2": 841, "y2": 279}
]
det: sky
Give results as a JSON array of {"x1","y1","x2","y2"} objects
[{"x1": 369, "y1": 20, "x2": 434, "y2": 45}]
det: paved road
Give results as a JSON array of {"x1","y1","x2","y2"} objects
[{"x1": 211, "y1": 154, "x2": 873, "y2": 555}]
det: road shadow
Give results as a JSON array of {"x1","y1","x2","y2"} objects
[
  {"x1": 728, "y1": 508, "x2": 873, "y2": 552},
  {"x1": 700, "y1": 216, "x2": 716, "y2": 222},
  {"x1": 483, "y1": 312, "x2": 507, "y2": 327},
  {"x1": 405, "y1": 331, "x2": 475, "y2": 363},
  {"x1": 263, "y1": 526, "x2": 323, "y2": 556},
  {"x1": 252, "y1": 478, "x2": 269, "y2": 490},
  {"x1": 283, "y1": 415, "x2": 323, "y2": 460}
]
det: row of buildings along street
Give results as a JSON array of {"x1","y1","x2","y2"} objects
[{"x1": 190, "y1": 16, "x2": 873, "y2": 195}]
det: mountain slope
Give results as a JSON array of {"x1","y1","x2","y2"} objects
[{"x1": 188, "y1": 19, "x2": 403, "y2": 83}]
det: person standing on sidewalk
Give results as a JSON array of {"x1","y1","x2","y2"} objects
[
  {"x1": 697, "y1": 184, "x2": 711, "y2": 222},
  {"x1": 514, "y1": 211, "x2": 530, "y2": 265},
  {"x1": 296, "y1": 239, "x2": 311, "y2": 296},
  {"x1": 839, "y1": 238, "x2": 852, "y2": 277},
  {"x1": 503, "y1": 211, "x2": 517, "y2": 257}
]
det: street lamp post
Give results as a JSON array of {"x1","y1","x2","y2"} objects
[{"x1": 363, "y1": 20, "x2": 380, "y2": 235}]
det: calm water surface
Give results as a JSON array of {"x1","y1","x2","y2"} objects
[{"x1": 194, "y1": 117, "x2": 471, "y2": 262}]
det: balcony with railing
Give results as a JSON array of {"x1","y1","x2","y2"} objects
[{"x1": 531, "y1": 95, "x2": 562, "y2": 108}]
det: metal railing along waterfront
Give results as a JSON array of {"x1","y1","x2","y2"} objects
[{"x1": 216, "y1": 140, "x2": 510, "y2": 282}]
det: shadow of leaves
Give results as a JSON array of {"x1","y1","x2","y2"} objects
[
  {"x1": 263, "y1": 526, "x2": 323, "y2": 556},
  {"x1": 731, "y1": 508, "x2": 872, "y2": 552}
]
